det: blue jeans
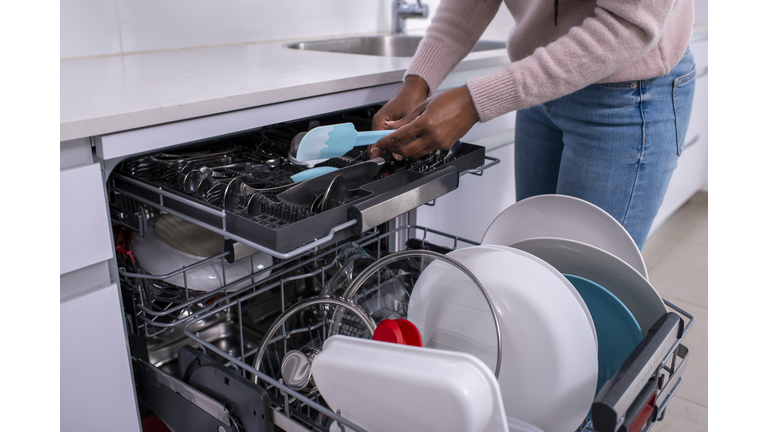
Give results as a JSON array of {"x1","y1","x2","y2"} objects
[{"x1": 514, "y1": 47, "x2": 697, "y2": 250}]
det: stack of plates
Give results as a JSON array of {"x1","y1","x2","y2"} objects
[
  {"x1": 479, "y1": 195, "x2": 667, "y2": 400},
  {"x1": 408, "y1": 245, "x2": 599, "y2": 432},
  {"x1": 508, "y1": 238, "x2": 665, "y2": 335},
  {"x1": 311, "y1": 195, "x2": 667, "y2": 432},
  {"x1": 481, "y1": 194, "x2": 648, "y2": 278}
]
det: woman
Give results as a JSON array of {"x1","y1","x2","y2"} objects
[{"x1": 370, "y1": 0, "x2": 697, "y2": 250}]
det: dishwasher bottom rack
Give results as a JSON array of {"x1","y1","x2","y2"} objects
[{"x1": 124, "y1": 225, "x2": 694, "y2": 432}]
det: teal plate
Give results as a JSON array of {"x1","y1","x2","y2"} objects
[{"x1": 564, "y1": 274, "x2": 644, "y2": 396}]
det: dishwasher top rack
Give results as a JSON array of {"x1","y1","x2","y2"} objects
[{"x1": 108, "y1": 117, "x2": 496, "y2": 259}]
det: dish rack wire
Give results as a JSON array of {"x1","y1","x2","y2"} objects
[{"x1": 119, "y1": 224, "x2": 694, "y2": 432}]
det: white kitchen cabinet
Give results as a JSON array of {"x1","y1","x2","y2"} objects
[
  {"x1": 61, "y1": 283, "x2": 142, "y2": 432},
  {"x1": 417, "y1": 140, "x2": 517, "y2": 245},
  {"x1": 60, "y1": 162, "x2": 114, "y2": 275},
  {"x1": 60, "y1": 140, "x2": 141, "y2": 432}
]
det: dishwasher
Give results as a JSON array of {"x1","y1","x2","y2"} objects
[{"x1": 106, "y1": 103, "x2": 694, "y2": 432}]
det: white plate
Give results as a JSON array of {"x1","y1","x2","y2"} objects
[
  {"x1": 314, "y1": 335, "x2": 521, "y2": 432},
  {"x1": 480, "y1": 245, "x2": 597, "y2": 345},
  {"x1": 130, "y1": 214, "x2": 272, "y2": 292},
  {"x1": 481, "y1": 194, "x2": 648, "y2": 278},
  {"x1": 509, "y1": 237, "x2": 667, "y2": 335},
  {"x1": 408, "y1": 246, "x2": 598, "y2": 432}
]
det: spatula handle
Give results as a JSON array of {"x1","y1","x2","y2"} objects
[
  {"x1": 289, "y1": 166, "x2": 339, "y2": 183},
  {"x1": 353, "y1": 130, "x2": 396, "y2": 147}
]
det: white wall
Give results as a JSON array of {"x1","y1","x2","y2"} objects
[
  {"x1": 61, "y1": 0, "x2": 390, "y2": 59},
  {"x1": 694, "y1": 0, "x2": 708, "y2": 24},
  {"x1": 60, "y1": 0, "x2": 515, "y2": 59}
]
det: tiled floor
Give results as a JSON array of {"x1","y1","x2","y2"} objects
[{"x1": 641, "y1": 191, "x2": 708, "y2": 432}]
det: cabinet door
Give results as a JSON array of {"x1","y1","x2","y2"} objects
[
  {"x1": 60, "y1": 162, "x2": 114, "y2": 274},
  {"x1": 61, "y1": 283, "x2": 141, "y2": 432}
]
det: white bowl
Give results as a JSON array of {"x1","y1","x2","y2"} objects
[
  {"x1": 481, "y1": 194, "x2": 648, "y2": 278},
  {"x1": 130, "y1": 214, "x2": 272, "y2": 292},
  {"x1": 408, "y1": 246, "x2": 598, "y2": 432}
]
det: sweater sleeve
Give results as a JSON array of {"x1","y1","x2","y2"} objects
[
  {"x1": 405, "y1": 0, "x2": 503, "y2": 96},
  {"x1": 467, "y1": 0, "x2": 682, "y2": 122}
]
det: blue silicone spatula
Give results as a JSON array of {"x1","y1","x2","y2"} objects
[
  {"x1": 295, "y1": 123, "x2": 395, "y2": 161},
  {"x1": 289, "y1": 166, "x2": 338, "y2": 183}
]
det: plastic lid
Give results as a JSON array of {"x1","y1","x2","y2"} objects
[
  {"x1": 395, "y1": 319, "x2": 423, "y2": 347},
  {"x1": 372, "y1": 319, "x2": 404, "y2": 344}
]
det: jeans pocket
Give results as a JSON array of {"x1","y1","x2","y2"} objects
[
  {"x1": 672, "y1": 67, "x2": 697, "y2": 155},
  {"x1": 597, "y1": 81, "x2": 639, "y2": 89}
]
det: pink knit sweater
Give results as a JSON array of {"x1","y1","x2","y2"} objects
[{"x1": 406, "y1": 0, "x2": 695, "y2": 122}]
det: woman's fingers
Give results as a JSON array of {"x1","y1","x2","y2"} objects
[
  {"x1": 371, "y1": 103, "x2": 427, "y2": 158},
  {"x1": 372, "y1": 86, "x2": 478, "y2": 159},
  {"x1": 372, "y1": 75, "x2": 429, "y2": 131},
  {"x1": 370, "y1": 118, "x2": 424, "y2": 159},
  {"x1": 387, "y1": 136, "x2": 439, "y2": 159}
]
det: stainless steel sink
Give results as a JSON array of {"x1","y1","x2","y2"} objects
[{"x1": 286, "y1": 35, "x2": 505, "y2": 58}]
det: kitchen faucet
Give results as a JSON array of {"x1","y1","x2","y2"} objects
[{"x1": 392, "y1": 0, "x2": 429, "y2": 34}]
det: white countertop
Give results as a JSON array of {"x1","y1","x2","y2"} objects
[
  {"x1": 60, "y1": 35, "x2": 511, "y2": 142},
  {"x1": 61, "y1": 22, "x2": 707, "y2": 143}
]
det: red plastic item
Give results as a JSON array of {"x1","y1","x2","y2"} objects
[
  {"x1": 394, "y1": 319, "x2": 423, "y2": 347},
  {"x1": 372, "y1": 319, "x2": 404, "y2": 344},
  {"x1": 115, "y1": 244, "x2": 136, "y2": 264},
  {"x1": 629, "y1": 392, "x2": 656, "y2": 432},
  {"x1": 372, "y1": 319, "x2": 424, "y2": 347}
]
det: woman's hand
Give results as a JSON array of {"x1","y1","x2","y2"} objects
[
  {"x1": 372, "y1": 75, "x2": 430, "y2": 131},
  {"x1": 370, "y1": 84, "x2": 479, "y2": 160}
]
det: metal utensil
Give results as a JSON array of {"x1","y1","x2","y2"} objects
[
  {"x1": 319, "y1": 175, "x2": 348, "y2": 212},
  {"x1": 220, "y1": 167, "x2": 339, "y2": 212}
]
